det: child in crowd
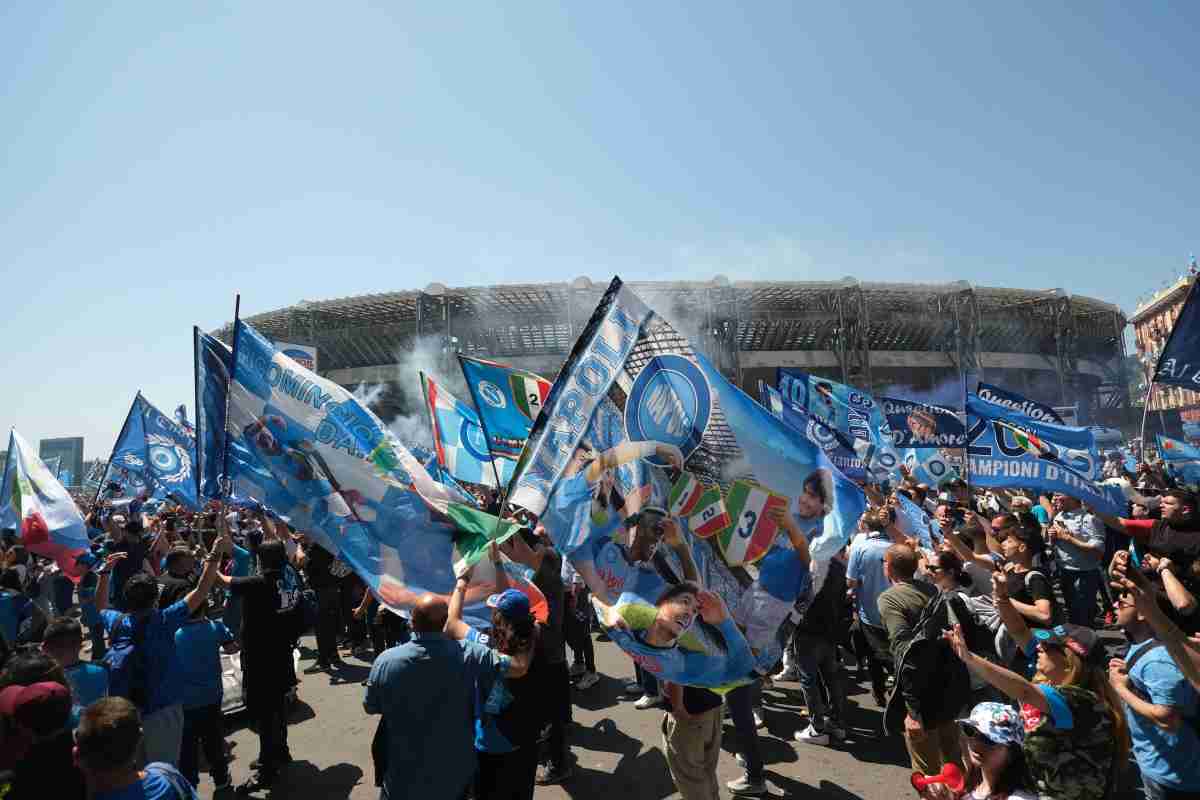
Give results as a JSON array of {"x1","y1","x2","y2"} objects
[{"x1": 41, "y1": 616, "x2": 109, "y2": 728}]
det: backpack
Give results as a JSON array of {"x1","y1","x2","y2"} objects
[
  {"x1": 1123, "y1": 640, "x2": 1200, "y2": 736},
  {"x1": 884, "y1": 587, "x2": 974, "y2": 734},
  {"x1": 103, "y1": 613, "x2": 151, "y2": 709}
]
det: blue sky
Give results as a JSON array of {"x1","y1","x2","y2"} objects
[{"x1": 1, "y1": 2, "x2": 1197, "y2": 460}]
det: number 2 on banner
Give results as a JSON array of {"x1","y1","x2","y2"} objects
[{"x1": 528, "y1": 393, "x2": 541, "y2": 409}]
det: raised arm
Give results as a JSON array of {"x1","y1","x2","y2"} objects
[
  {"x1": 945, "y1": 623, "x2": 1046, "y2": 711},
  {"x1": 662, "y1": 518, "x2": 700, "y2": 583},
  {"x1": 184, "y1": 525, "x2": 232, "y2": 613},
  {"x1": 444, "y1": 574, "x2": 474, "y2": 641},
  {"x1": 583, "y1": 441, "x2": 683, "y2": 483},
  {"x1": 991, "y1": 572, "x2": 1033, "y2": 651}
]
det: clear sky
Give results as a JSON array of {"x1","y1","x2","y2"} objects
[{"x1": 2, "y1": 2, "x2": 1197, "y2": 460}]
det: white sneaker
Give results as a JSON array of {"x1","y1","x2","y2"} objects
[
  {"x1": 794, "y1": 724, "x2": 830, "y2": 746},
  {"x1": 771, "y1": 666, "x2": 800, "y2": 682},
  {"x1": 576, "y1": 671, "x2": 600, "y2": 690},
  {"x1": 753, "y1": 710, "x2": 765, "y2": 729},
  {"x1": 634, "y1": 694, "x2": 658, "y2": 710}
]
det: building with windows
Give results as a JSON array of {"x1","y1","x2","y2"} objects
[{"x1": 1131, "y1": 270, "x2": 1200, "y2": 438}]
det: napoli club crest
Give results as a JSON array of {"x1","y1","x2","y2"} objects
[
  {"x1": 624, "y1": 354, "x2": 711, "y2": 467},
  {"x1": 478, "y1": 381, "x2": 507, "y2": 409}
]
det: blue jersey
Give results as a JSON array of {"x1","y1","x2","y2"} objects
[{"x1": 64, "y1": 661, "x2": 109, "y2": 728}]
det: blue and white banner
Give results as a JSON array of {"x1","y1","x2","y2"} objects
[
  {"x1": 777, "y1": 369, "x2": 902, "y2": 481},
  {"x1": 975, "y1": 382, "x2": 1063, "y2": 424},
  {"x1": 1153, "y1": 279, "x2": 1200, "y2": 390},
  {"x1": 458, "y1": 356, "x2": 552, "y2": 461},
  {"x1": 225, "y1": 320, "x2": 517, "y2": 623},
  {"x1": 878, "y1": 396, "x2": 966, "y2": 449},
  {"x1": 760, "y1": 382, "x2": 865, "y2": 481},
  {"x1": 968, "y1": 393, "x2": 1100, "y2": 479},
  {"x1": 195, "y1": 330, "x2": 232, "y2": 500},
  {"x1": 894, "y1": 494, "x2": 937, "y2": 551},
  {"x1": 1157, "y1": 435, "x2": 1200, "y2": 486},
  {"x1": 508, "y1": 278, "x2": 865, "y2": 687},
  {"x1": 421, "y1": 372, "x2": 515, "y2": 489},
  {"x1": 99, "y1": 393, "x2": 199, "y2": 509},
  {"x1": 966, "y1": 396, "x2": 1125, "y2": 515}
]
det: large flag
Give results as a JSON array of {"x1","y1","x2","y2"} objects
[
  {"x1": 759, "y1": 382, "x2": 866, "y2": 481},
  {"x1": 777, "y1": 369, "x2": 902, "y2": 480},
  {"x1": 507, "y1": 278, "x2": 865, "y2": 687},
  {"x1": 420, "y1": 372, "x2": 515, "y2": 489},
  {"x1": 976, "y1": 382, "x2": 1063, "y2": 424},
  {"x1": 42, "y1": 456, "x2": 62, "y2": 479},
  {"x1": 1157, "y1": 435, "x2": 1200, "y2": 486},
  {"x1": 878, "y1": 396, "x2": 966, "y2": 449},
  {"x1": 458, "y1": 356, "x2": 552, "y2": 461},
  {"x1": 224, "y1": 320, "x2": 530, "y2": 623},
  {"x1": 98, "y1": 394, "x2": 199, "y2": 509},
  {"x1": 1153, "y1": 278, "x2": 1200, "y2": 390},
  {"x1": 966, "y1": 394, "x2": 1125, "y2": 515},
  {"x1": 0, "y1": 430, "x2": 91, "y2": 579},
  {"x1": 968, "y1": 392, "x2": 1100, "y2": 479},
  {"x1": 195, "y1": 329, "x2": 232, "y2": 500}
]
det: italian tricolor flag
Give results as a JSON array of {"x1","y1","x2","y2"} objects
[
  {"x1": 996, "y1": 420, "x2": 1055, "y2": 460},
  {"x1": 688, "y1": 485, "x2": 731, "y2": 539},
  {"x1": 510, "y1": 373, "x2": 552, "y2": 420},
  {"x1": 719, "y1": 480, "x2": 788, "y2": 566},
  {"x1": 669, "y1": 472, "x2": 705, "y2": 517}
]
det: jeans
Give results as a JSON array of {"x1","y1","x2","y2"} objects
[
  {"x1": 1060, "y1": 568, "x2": 1102, "y2": 627},
  {"x1": 724, "y1": 681, "x2": 763, "y2": 782},
  {"x1": 475, "y1": 746, "x2": 538, "y2": 800},
  {"x1": 180, "y1": 703, "x2": 229, "y2": 787},
  {"x1": 138, "y1": 703, "x2": 184, "y2": 767},
  {"x1": 793, "y1": 632, "x2": 846, "y2": 728},
  {"x1": 315, "y1": 584, "x2": 342, "y2": 663},
  {"x1": 859, "y1": 621, "x2": 892, "y2": 702},
  {"x1": 224, "y1": 595, "x2": 243, "y2": 640},
  {"x1": 635, "y1": 664, "x2": 659, "y2": 697}
]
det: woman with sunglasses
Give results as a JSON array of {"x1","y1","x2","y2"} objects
[
  {"x1": 944, "y1": 573, "x2": 1129, "y2": 800},
  {"x1": 951, "y1": 702, "x2": 1036, "y2": 800}
]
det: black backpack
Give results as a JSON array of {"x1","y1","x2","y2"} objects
[{"x1": 103, "y1": 613, "x2": 151, "y2": 709}]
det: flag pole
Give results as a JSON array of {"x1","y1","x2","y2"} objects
[
  {"x1": 220, "y1": 295, "x2": 241, "y2": 500},
  {"x1": 192, "y1": 327, "x2": 202, "y2": 503},
  {"x1": 92, "y1": 394, "x2": 140, "y2": 508},
  {"x1": 456, "y1": 354, "x2": 507, "y2": 511}
]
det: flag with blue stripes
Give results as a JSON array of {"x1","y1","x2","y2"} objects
[{"x1": 421, "y1": 372, "x2": 514, "y2": 489}]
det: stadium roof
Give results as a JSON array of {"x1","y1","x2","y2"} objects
[{"x1": 225, "y1": 278, "x2": 1126, "y2": 373}]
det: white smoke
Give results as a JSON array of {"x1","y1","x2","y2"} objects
[{"x1": 381, "y1": 335, "x2": 471, "y2": 452}]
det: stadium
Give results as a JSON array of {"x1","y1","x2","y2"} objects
[{"x1": 222, "y1": 277, "x2": 1131, "y2": 428}]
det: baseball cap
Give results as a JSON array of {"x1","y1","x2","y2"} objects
[
  {"x1": 957, "y1": 702, "x2": 1024, "y2": 747},
  {"x1": 0, "y1": 682, "x2": 72, "y2": 736},
  {"x1": 486, "y1": 589, "x2": 531, "y2": 620},
  {"x1": 1033, "y1": 624, "x2": 1100, "y2": 661}
]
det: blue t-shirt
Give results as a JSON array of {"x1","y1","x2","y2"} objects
[
  {"x1": 64, "y1": 661, "x2": 110, "y2": 728},
  {"x1": 230, "y1": 545, "x2": 252, "y2": 578},
  {"x1": 846, "y1": 533, "x2": 892, "y2": 627},
  {"x1": 1124, "y1": 639, "x2": 1200, "y2": 790},
  {"x1": 0, "y1": 590, "x2": 33, "y2": 644},
  {"x1": 1030, "y1": 505, "x2": 1050, "y2": 526},
  {"x1": 606, "y1": 617, "x2": 756, "y2": 689},
  {"x1": 94, "y1": 762, "x2": 198, "y2": 800},
  {"x1": 100, "y1": 600, "x2": 191, "y2": 713},
  {"x1": 174, "y1": 619, "x2": 234, "y2": 710}
]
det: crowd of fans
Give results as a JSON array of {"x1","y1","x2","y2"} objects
[{"x1": 1, "y1": 449, "x2": 1199, "y2": 800}]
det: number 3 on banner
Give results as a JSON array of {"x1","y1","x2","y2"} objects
[{"x1": 737, "y1": 510, "x2": 757, "y2": 539}]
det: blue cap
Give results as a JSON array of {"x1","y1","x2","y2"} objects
[{"x1": 486, "y1": 589, "x2": 531, "y2": 620}]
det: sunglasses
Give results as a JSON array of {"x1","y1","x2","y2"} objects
[{"x1": 960, "y1": 723, "x2": 999, "y2": 747}]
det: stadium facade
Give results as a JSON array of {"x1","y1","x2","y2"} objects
[{"x1": 221, "y1": 278, "x2": 1131, "y2": 428}]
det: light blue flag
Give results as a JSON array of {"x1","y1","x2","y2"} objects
[
  {"x1": 421, "y1": 372, "x2": 515, "y2": 489},
  {"x1": 508, "y1": 278, "x2": 865, "y2": 687},
  {"x1": 968, "y1": 393, "x2": 1101, "y2": 479},
  {"x1": 777, "y1": 369, "x2": 902, "y2": 481},
  {"x1": 966, "y1": 395, "x2": 1125, "y2": 515},
  {"x1": 225, "y1": 320, "x2": 524, "y2": 623},
  {"x1": 894, "y1": 494, "x2": 936, "y2": 551},
  {"x1": 760, "y1": 382, "x2": 866, "y2": 481},
  {"x1": 1157, "y1": 435, "x2": 1200, "y2": 486}
]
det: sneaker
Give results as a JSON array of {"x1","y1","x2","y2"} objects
[
  {"x1": 622, "y1": 680, "x2": 643, "y2": 698},
  {"x1": 634, "y1": 694, "x2": 659, "y2": 710},
  {"x1": 771, "y1": 666, "x2": 800, "y2": 682},
  {"x1": 535, "y1": 762, "x2": 574, "y2": 785},
  {"x1": 872, "y1": 688, "x2": 888, "y2": 708},
  {"x1": 726, "y1": 774, "x2": 767, "y2": 796},
  {"x1": 825, "y1": 719, "x2": 847, "y2": 741},
  {"x1": 753, "y1": 710, "x2": 765, "y2": 729},
  {"x1": 569, "y1": 662, "x2": 586, "y2": 678},
  {"x1": 236, "y1": 772, "x2": 276, "y2": 795},
  {"x1": 575, "y1": 671, "x2": 600, "y2": 690},
  {"x1": 794, "y1": 724, "x2": 831, "y2": 746},
  {"x1": 735, "y1": 753, "x2": 746, "y2": 769}
]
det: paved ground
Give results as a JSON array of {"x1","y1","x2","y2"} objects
[{"x1": 213, "y1": 633, "x2": 918, "y2": 800}]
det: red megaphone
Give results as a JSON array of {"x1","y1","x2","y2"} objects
[{"x1": 910, "y1": 762, "x2": 964, "y2": 794}]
